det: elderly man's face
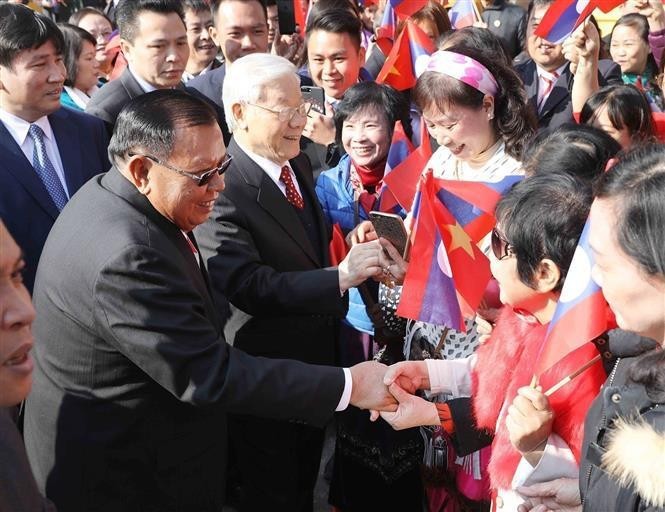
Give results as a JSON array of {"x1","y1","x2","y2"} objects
[
  {"x1": 526, "y1": 4, "x2": 565, "y2": 71},
  {"x1": 121, "y1": 11, "x2": 189, "y2": 88},
  {"x1": 212, "y1": 0, "x2": 269, "y2": 64},
  {"x1": 137, "y1": 123, "x2": 227, "y2": 232},
  {"x1": 238, "y1": 74, "x2": 306, "y2": 163}
]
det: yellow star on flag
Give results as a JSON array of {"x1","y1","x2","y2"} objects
[
  {"x1": 442, "y1": 222, "x2": 474, "y2": 257},
  {"x1": 388, "y1": 66, "x2": 401, "y2": 76}
]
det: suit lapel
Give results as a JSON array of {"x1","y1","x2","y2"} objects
[
  {"x1": 229, "y1": 140, "x2": 320, "y2": 265},
  {"x1": 523, "y1": 61, "x2": 539, "y2": 114},
  {"x1": 0, "y1": 120, "x2": 60, "y2": 220},
  {"x1": 540, "y1": 64, "x2": 571, "y2": 118},
  {"x1": 49, "y1": 109, "x2": 86, "y2": 195},
  {"x1": 120, "y1": 69, "x2": 148, "y2": 100},
  {"x1": 102, "y1": 168, "x2": 220, "y2": 329}
]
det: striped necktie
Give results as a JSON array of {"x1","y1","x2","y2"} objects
[{"x1": 28, "y1": 124, "x2": 68, "y2": 211}]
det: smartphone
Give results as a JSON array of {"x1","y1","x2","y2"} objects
[
  {"x1": 276, "y1": 0, "x2": 296, "y2": 35},
  {"x1": 369, "y1": 211, "x2": 408, "y2": 257},
  {"x1": 301, "y1": 85, "x2": 326, "y2": 115}
]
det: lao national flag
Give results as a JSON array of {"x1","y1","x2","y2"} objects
[
  {"x1": 397, "y1": 174, "x2": 492, "y2": 330},
  {"x1": 379, "y1": 121, "x2": 414, "y2": 212},
  {"x1": 534, "y1": 218, "x2": 616, "y2": 375},
  {"x1": 435, "y1": 175, "x2": 523, "y2": 243},
  {"x1": 375, "y1": 1, "x2": 397, "y2": 55},
  {"x1": 535, "y1": 0, "x2": 624, "y2": 44},
  {"x1": 448, "y1": 0, "x2": 476, "y2": 29},
  {"x1": 390, "y1": 0, "x2": 427, "y2": 18},
  {"x1": 377, "y1": 20, "x2": 435, "y2": 91},
  {"x1": 382, "y1": 118, "x2": 433, "y2": 211}
]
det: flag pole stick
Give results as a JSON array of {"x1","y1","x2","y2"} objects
[
  {"x1": 470, "y1": 0, "x2": 482, "y2": 23},
  {"x1": 544, "y1": 354, "x2": 602, "y2": 397}
]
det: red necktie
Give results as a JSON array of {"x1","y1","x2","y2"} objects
[{"x1": 280, "y1": 166, "x2": 304, "y2": 210}]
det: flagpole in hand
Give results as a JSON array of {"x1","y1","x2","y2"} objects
[{"x1": 470, "y1": 0, "x2": 483, "y2": 23}]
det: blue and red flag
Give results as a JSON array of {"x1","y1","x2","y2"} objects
[
  {"x1": 435, "y1": 175, "x2": 523, "y2": 243},
  {"x1": 390, "y1": 0, "x2": 428, "y2": 18},
  {"x1": 397, "y1": 173, "x2": 493, "y2": 330},
  {"x1": 377, "y1": 19, "x2": 435, "y2": 90},
  {"x1": 375, "y1": 1, "x2": 397, "y2": 55},
  {"x1": 379, "y1": 121, "x2": 415, "y2": 212},
  {"x1": 382, "y1": 118, "x2": 433, "y2": 211},
  {"x1": 535, "y1": 0, "x2": 624, "y2": 44},
  {"x1": 534, "y1": 218, "x2": 616, "y2": 375},
  {"x1": 448, "y1": 0, "x2": 477, "y2": 29}
]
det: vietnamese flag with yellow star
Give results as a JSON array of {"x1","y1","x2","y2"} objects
[
  {"x1": 376, "y1": 19, "x2": 434, "y2": 91},
  {"x1": 397, "y1": 173, "x2": 522, "y2": 330}
]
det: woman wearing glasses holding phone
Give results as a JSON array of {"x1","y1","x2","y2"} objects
[{"x1": 377, "y1": 172, "x2": 604, "y2": 511}]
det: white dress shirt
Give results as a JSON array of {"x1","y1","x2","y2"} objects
[
  {"x1": 128, "y1": 66, "x2": 159, "y2": 93},
  {"x1": 0, "y1": 108, "x2": 70, "y2": 197},
  {"x1": 536, "y1": 63, "x2": 567, "y2": 112}
]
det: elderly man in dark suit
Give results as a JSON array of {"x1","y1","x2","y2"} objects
[
  {"x1": 195, "y1": 53, "x2": 381, "y2": 511},
  {"x1": 23, "y1": 89, "x2": 393, "y2": 512},
  {"x1": 0, "y1": 4, "x2": 109, "y2": 292},
  {"x1": 514, "y1": 0, "x2": 622, "y2": 130}
]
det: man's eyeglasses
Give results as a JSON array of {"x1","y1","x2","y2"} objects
[
  {"x1": 490, "y1": 228, "x2": 514, "y2": 260},
  {"x1": 128, "y1": 152, "x2": 233, "y2": 186},
  {"x1": 245, "y1": 101, "x2": 312, "y2": 123}
]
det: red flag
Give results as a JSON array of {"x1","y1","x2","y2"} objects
[
  {"x1": 294, "y1": 0, "x2": 307, "y2": 33},
  {"x1": 375, "y1": 1, "x2": 396, "y2": 55},
  {"x1": 391, "y1": 0, "x2": 428, "y2": 18},
  {"x1": 398, "y1": 173, "x2": 492, "y2": 330},
  {"x1": 379, "y1": 121, "x2": 414, "y2": 212},
  {"x1": 328, "y1": 223, "x2": 348, "y2": 266},
  {"x1": 376, "y1": 20, "x2": 434, "y2": 91},
  {"x1": 535, "y1": 0, "x2": 624, "y2": 44},
  {"x1": 382, "y1": 118, "x2": 432, "y2": 211}
]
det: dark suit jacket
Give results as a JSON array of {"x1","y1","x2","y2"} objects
[
  {"x1": 23, "y1": 167, "x2": 345, "y2": 512},
  {"x1": 86, "y1": 69, "x2": 231, "y2": 141},
  {"x1": 0, "y1": 408, "x2": 55, "y2": 512},
  {"x1": 515, "y1": 58, "x2": 623, "y2": 130},
  {"x1": 195, "y1": 139, "x2": 347, "y2": 366},
  {"x1": 0, "y1": 107, "x2": 109, "y2": 292}
]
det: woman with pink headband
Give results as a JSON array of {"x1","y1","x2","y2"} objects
[{"x1": 370, "y1": 42, "x2": 536, "y2": 511}]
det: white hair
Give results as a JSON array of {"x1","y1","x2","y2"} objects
[{"x1": 222, "y1": 53, "x2": 299, "y2": 132}]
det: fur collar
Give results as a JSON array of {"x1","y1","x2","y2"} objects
[{"x1": 602, "y1": 416, "x2": 665, "y2": 508}]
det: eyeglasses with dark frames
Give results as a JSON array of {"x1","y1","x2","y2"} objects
[
  {"x1": 245, "y1": 101, "x2": 312, "y2": 123},
  {"x1": 490, "y1": 227, "x2": 515, "y2": 260},
  {"x1": 128, "y1": 152, "x2": 233, "y2": 186}
]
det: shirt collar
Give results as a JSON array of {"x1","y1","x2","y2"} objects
[
  {"x1": 235, "y1": 139, "x2": 290, "y2": 181},
  {"x1": 128, "y1": 66, "x2": 159, "y2": 93},
  {"x1": 0, "y1": 108, "x2": 53, "y2": 146},
  {"x1": 536, "y1": 63, "x2": 567, "y2": 81}
]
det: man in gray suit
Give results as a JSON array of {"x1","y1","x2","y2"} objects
[{"x1": 23, "y1": 90, "x2": 395, "y2": 512}]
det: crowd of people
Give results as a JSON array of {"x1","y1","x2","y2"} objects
[{"x1": 0, "y1": 0, "x2": 664, "y2": 511}]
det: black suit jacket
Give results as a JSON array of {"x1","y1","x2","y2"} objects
[
  {"x1": 195, "y1": 139, "x2": 347, "y2": 366},
  {"x1": 0, "y1": 107, "x2": 109, "y2": 292},
  {"x1": 86, "y1": 69, "x2": 230, "y2": 141},
  {"x1": 515, "y1": 58, "x2": 623, "y2": 130},
  {"x1": 0, "y1": 408, "x2": 55, "y2": 512},
  {"x1": 23, "y1": 167, "x2": 345, "y2": 512}
]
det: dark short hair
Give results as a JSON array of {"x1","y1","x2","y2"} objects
[
  {"x1": 522, "y1": 123, "x2": 621, "y2": 181},
  {"x1": 68, "y1": 7, "x2": 112, "y2": 27},
  {"x1": 58, "y1": 23, "x2": 97, "y2": 87},
  {"x1": 413, "y1": 44, "x2": 536, "y2": 159},
  {"x1": 183, "y1": 0, "x2": 212, "y2": 14},
  {"x1": 307, "y1": 0, "x2": 360, "y2": 22},
  {"x1": 334, "y1": 82, "x2": 412, "y2": 147},
  {"x1": 581, "y1": 85, "x2": 655, "y2": 144},
  {"x1": 211, "y1": 0, "x2": 267, "y2": 25},
  {"x1": 116, "y1": 0, "x2": 185, "y2": 43},
  {"x1": 306, "y1": 9, "x2": 362, "y2": 51},
  {"x1": 0, "y1": 3, "x2": 64, "y2": 68},
  {"x1": 109, "y1": 90, "x2": 218, "y2": 161},
  {"x1": 495, "y1": 172, "x2": 593, "y2": 291}
]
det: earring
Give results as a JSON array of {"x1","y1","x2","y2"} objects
[{"x1": 488, "y1": 112, "x2": 494, "y2": 120}]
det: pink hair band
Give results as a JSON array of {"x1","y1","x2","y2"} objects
[{"x1": 416, "y1": 50, "x2": 499, "y2": 97}]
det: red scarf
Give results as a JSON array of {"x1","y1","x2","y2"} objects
[
  {"x1": 350, "y1": 156, "x2": 388, "y2": 214},
  {"x1": 471, "y1": 307, "x2": 603, "y2": 491}
]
